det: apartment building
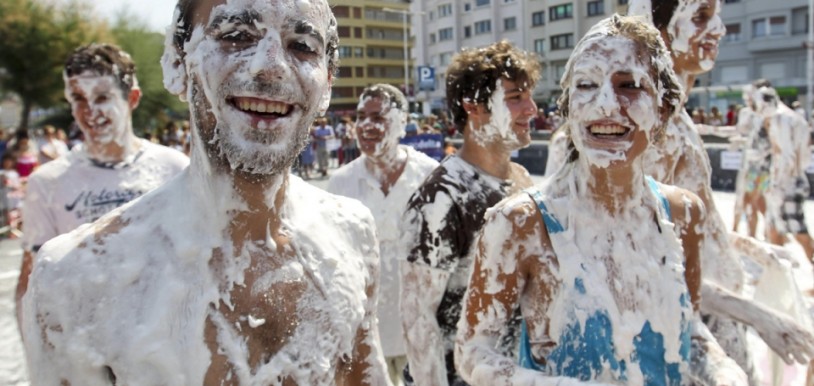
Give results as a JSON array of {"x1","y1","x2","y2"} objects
[
  {"x1": 412, "y1": 0, "x2": 630, "y2": 114},
  {"x1": 701, "y1": 0, "x2": 809, "y2": 110},
  {"x1": 329, "y1": 0, "x2": 413, "y2": 116}
]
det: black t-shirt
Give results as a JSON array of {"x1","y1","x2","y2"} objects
[{"x1": 402, "y1": 155, "x2": 518, "y2": 384}]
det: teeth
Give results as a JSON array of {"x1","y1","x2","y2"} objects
[
  {"x1": 234, "y1": 98, "x2": 290, "y2": 115},
  {"x1": 590, "y1": 125, "x2": 626, "y2": 135}
]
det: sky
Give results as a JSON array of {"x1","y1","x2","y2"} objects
[{"x1": 87, "y1": 0, "x2": 176, "y2": 33}]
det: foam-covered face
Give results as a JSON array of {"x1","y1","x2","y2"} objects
[
  {"x1": 184, "y1": 0, "x2": 333, "y2": 175},
  {"x1": 568, "y1": 36, "x2": 658, "y2": 168},
  {"x1": 753, "y1": 86, "x2": 779, "y2": 119},
  {"x1": 469, "y1": 78, "x2": 536, "y2": 150},
  {"x1": 355, "y1": 96, "x2": 405, "y2": 160},
  {"x1": 65, "y1": 73, "x2": 134, "y2": 146},
  {"x1": 667, "y1": 0, "x2": 725, "y2": 74}
]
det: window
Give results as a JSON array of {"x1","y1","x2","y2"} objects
[
  {"x1": 793, "y1": 7, "x2": 809, "y2": 35},
  {"x1": 551, "y1": 33, "x2": 574, "y2": 50},
  {"x1": 550, "y1": 3, "x2": 573, "y2": 21},
  {"x1": 438, "y1": 4, "x2": 453, "y2": 18},
  {"x1": 752, "y1": 19, "x2": 766, "y2": 37},
  {"x1": 475, "y1": 0, "x2": 490, "y2": 7},
  {"x1": 504, "y1": 17, "x2": 517, "y2": 31},
  {"x1": 760, "y1": 63, "x2": 785, "y2": 83},
  {"x1": 532, "y1": 11, "x2": 545, "y2": 26},
  {"x1": 338, "y1": 47, "x2": 353, "y2": 58},
  {"x1": 332, "y1": 6, "x2": 350, "y2": 18},
  {"x1": 618, "y1": 0, "x2": 628, "y2": 4},
  {"x1": 587, "y1": 1, "x2": 604, "y2": 17},
  {"x1": 464, "y1": 3, "x2": 471, "y2": 11},
  {"x1": 475, "y1": 20, "x2": 492, "y2": 34},
  {"x1": 724, "y1": 0, "x2": 740, "y2": 3},
  {"x1": 439, "y1": 27, "x2": 454, "y2": 41},
  {"x1": 440, "y1": 52, "x2": 453, "y2": 66},
  {"x1": 554, "y1": 63, "x2": 566, "y2": 83},
  {"x1": 332, "y1": 87, "x2": 355, "y2": 98},
  {"x1": 338, "y1": 26, "x2": 351, "y2": 38},
  {"x1": 354, "y1": 27, "x2": 362, "y2": 38},
  {"x1": 721, "y1": 65, "x2": 747, "y2": 84},
  {"x1": 337, "y1": 67, "x2": 352, "y2": 78},
  {"x1": 429, "y1": 11, "x2": 434, "y2": 21},
  {"x1": 534, "y1": 38, "x2": 545, "y2": 54},
  {"x1": 354, "y1": 47, "x2": 364, "y2": 57},
  {"x1": 464, "y1": 25, "x2": 472, "y2": 38},
  {"x1": 723, "y1": 23, "x2": 741, "y2": 42},
  {"x1": 355, "y1": 67, "x2": 364, "y2": 77},
  {"x1": 769, "y1": 16, "x2": 786, "y2": 35},
  {"x1": 429, "y1": 33, "x2": 436, "y2": 44}
]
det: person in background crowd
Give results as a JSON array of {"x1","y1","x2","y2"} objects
[
  {"x1": 12, "y1": 131, "x2": 38, "y2": 178},
  {"x1": 726, "y1": 104, "x2": 737, "y2": 126},
  {"x1": 37, "y1": 125, "x2": 70, "y2": 165},
  {"x1": 533, "y1": 108, "x2": 551, "y2": 131},
  {"x1": 708, "y1": 106, "x2": 724, "y2": 126},
  {"x1": 313, "y1": 117, "x2": 334, "y2": 177}
]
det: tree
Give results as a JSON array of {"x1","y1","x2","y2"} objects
[
  {"x1": 0, "y1": 0, "x2": 109, "y2": 131},
  {"x1": 110, "y1": 10, "x2": 188, "y2": 136}
]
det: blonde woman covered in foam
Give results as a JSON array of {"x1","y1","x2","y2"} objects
[{"x1": 455, "y1": 15, "x2": 745, "y2": 386}]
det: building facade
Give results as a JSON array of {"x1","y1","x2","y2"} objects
[
  {"x1": 411, "y1": 0, "x2": 630, "y2": 115},
  {"x1": 329, "y1": 0, "x2": 414, "y2": 117},
  {"x1": 700, "y1": 0, "x2": 809, "y2": 111}
]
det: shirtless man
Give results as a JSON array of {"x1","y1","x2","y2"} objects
[
  {"x1": 400, "y1": 40, "x2": 539, "y2": 385},
  {"x1": 627, "y1": 0, "x2": 814, "y2": 378},
  {"x1": 328, "y1": 84, "x2": 438, "y2": 385},
  {"x1": 21, "y1": 0, "x2": 389, "y2": 384},
  {"x1": 15, "y1": 43, "x2": 189, "y2": 326}
]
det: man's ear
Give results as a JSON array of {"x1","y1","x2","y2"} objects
[
  {"x1": 128, "y1": 88, "x2": 142, "y2": 110},
  {"x1": 161, "y1": 43, "x2": 188, "y2": 102},
  {"x1": 318, "y1": 72, "x2": 333, "y2": 115}
]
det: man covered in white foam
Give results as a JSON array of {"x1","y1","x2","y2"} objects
[
  {"x1": 756, "y1": 80, "x2": 814, "y2": 261},
  {"x1": 625, "y1": 0, "x2": 814, "y2": 380},
  {"x1": 21, "y1": 0, "x2": 390, "y2": 384},
  {"x1": 456, "y1": 14, "x2": 746, "y2": 386},
  {"x1": 15, "y1": 43, "x2": 189, "y2": 327},
  {"x1": 400, "y1": 40, "x2": 539, "y2": 385},
  {"x1": 328, "y1": 84, "x2": 439, "y2": 385}
]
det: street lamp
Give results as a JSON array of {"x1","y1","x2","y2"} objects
[{"x1": 383, "y1": 7, "x2": 413, "y2": 107}]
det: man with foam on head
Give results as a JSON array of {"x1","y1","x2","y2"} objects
[
  {"x1": 328, "y1": 84, "x2": 439, "y2": 385},
  {"x1": 400, "y1": 40, "x2": 539, "y2": 385},
  {"x1": 15, "y1": 43, "x2": 189, "y2": 325},
  {"x1": 21, "y1": 1, "x2": 390, "y2": 385}
]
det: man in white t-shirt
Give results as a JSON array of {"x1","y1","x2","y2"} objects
[
  {"x1": 328, "y1": 84, "x2": 438, "y2": 385},
  {"x1": 15, "y1": 43, "x2": 189, "y2": 323}
]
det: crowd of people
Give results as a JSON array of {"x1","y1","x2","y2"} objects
[{"x1": 8, "y1": 0, "x2": 814, "y2": 385}]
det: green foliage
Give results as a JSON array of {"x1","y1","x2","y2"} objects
[
  {"x1": 0, "y1": 0, "x2": 109, "y2": 130},
  {"x1": 110, "y1": 10, "x2": 188, "y2": 136}
]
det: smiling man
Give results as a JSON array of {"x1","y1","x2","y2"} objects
[
  {"x1": 400, "y1": 40, "x2": 539, "y2": 385},
  {"x1": 327, "y1": 84, "x2": 438, "y2": 385},
  {"x1": 14, "y1": 43, "x2": 188, "y2": 326},
  {"x1": 21, "y1": 1, "x2": 390, "y2": 385}
]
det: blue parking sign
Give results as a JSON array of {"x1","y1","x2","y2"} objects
[{"x1": 418, "y1": 66, "x2": 435, "y2": 91}]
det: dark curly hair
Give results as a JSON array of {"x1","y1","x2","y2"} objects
[
  {"x1": 169, "y1": 0, "x2": 339, "y2": 78},
  {"x1": 445, "y1": 40, "x2": 541, "y2": 133},
  {"x1": 64, "y1": 43, "x2": 137, "y2": 97}
]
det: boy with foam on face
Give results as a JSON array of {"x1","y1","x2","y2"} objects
[
  {"x1": 328, "y1": 84, "x2": 439, "y2": 385},
  {"x1": 400, "y1": 40, "x2": 539, "y2": 386},
  {"x1": 15, "y1": 43, "x2": 189, "y2": 326},
  {"x1": 21, "y1": 1, "x2": 390, "y2": 385}
]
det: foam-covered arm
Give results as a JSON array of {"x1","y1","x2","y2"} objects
[
  {"x1": 688, "y1": 317, "x2": 749, "y2": 386},
  {"x1": 728, "y1": 232, "x2": 797, "y2": 268},
  {"x1": 701, "y1": 280, "x2": 814, "y2": 364}
]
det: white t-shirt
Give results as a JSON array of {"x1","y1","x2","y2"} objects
[
  {"x1": 38, "y1": 138, "x2": 70, "y2": 165},
  {"x1": 22, "y1": 139, "x2": 189, "y2": 251},
  {"x1": 327, "y1": 145, "x2": 438, "y2": 357}
]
